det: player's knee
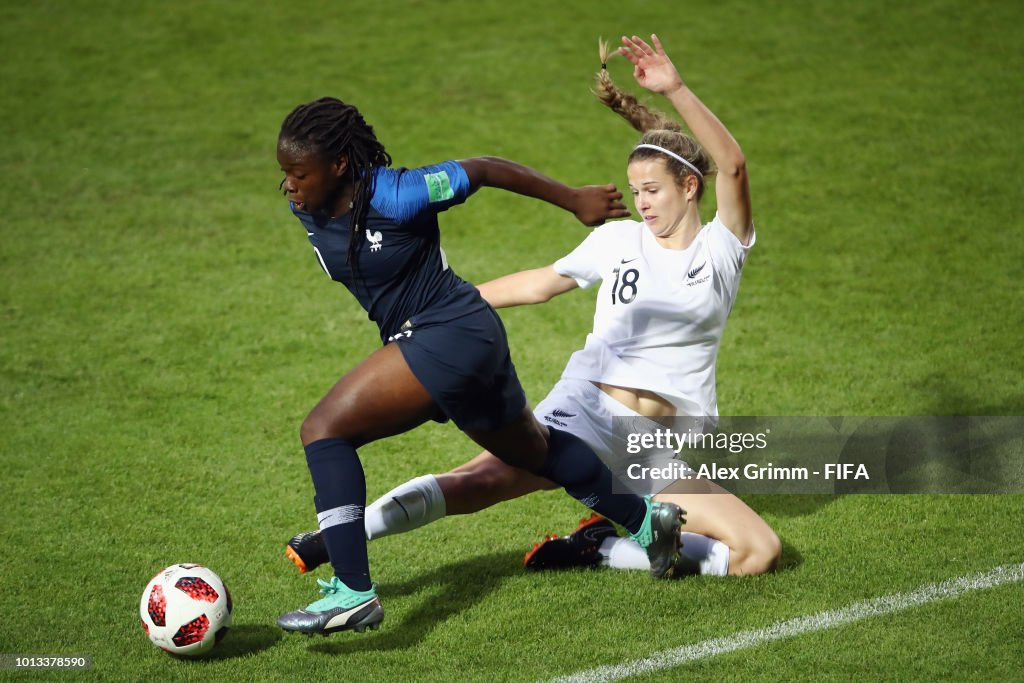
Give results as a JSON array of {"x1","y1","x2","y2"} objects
[
  {"x1": 300, "y1": 412, "x2": 324, "y2": 445},
  {"x1": 734, "y1": 528, "x2": 781, "y2": 576},
  {"x1": 300, "y1": 404, "x2": 352, "y2": 446}
]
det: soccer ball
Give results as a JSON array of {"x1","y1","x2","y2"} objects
[{"x1": 139, "y1": 564, "x2": 232, "y2": 657}]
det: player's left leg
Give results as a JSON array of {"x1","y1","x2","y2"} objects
[
  {"x1": 593, "y1": 478, "x2": 780, "y2": 576},
  {"x1": 656, "y1": 478, "x2": 780, "y2": 576},
  {"x1": 520, "y1": 380, "x2": 779, "y2": 577},
  {"x1": 465, "y1": 412, "x2": 685, "y2": 579},
  {"x1": 426, "y1": 306, "x2": 683, "y2": 579}
]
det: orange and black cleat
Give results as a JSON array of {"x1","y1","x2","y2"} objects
[
  {"x1": 523, "y1": 513, "x2": 620, "y2": 570},
  {"x1": 285, "y1": 530, "x2": 329, "y2": 574}
]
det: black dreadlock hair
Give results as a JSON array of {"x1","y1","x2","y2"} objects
[{"x1": 279, "y1": 97, "x2": 392, "y2": 273}]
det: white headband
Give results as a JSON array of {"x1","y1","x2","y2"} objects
[{"x1": 633, "y1": 144, "x2": 704, "y2": 179}]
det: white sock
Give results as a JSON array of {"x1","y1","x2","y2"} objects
[
  {"x1": 599, "y1": 536, "x2": 650, "y2": 570},
  {"x1": 599, "y1": 532, "x2": 731, "y2": 576},
  {"x1": 364, "y1": 474, "x2": 446, "y2": 540}
]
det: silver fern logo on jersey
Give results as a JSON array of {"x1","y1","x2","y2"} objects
[{"x1": 687, "y1": 261, "x2": 710, "y2": 286}]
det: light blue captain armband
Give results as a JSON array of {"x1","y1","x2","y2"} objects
[{"x1": 370, "y1": 160, "x2": 471, "y2": 224}]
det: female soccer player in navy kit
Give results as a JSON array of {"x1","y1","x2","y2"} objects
[
  {"x1": 274, "y1": 93, "x2": 685, "y2": 635},
  {"x1": 284, "y1": 35, "x2": 780, "y2": 582}
]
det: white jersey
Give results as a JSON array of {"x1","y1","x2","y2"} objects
[{"x1": 553, "y1": 214, "x2": 754, "y2": 418}]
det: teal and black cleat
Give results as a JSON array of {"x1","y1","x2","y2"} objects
[
  {"x1": 277, "y1": 577, "x2": 384, "y2": 636},
  {"x1": 630, "y1": 499, "x2": 686, "y2": 579},
  {"x1": 523, "y1": 513, "x2": 620, "y2": 570},
  {"x1": 285, "y1": 530, "x2": 329, "y2": 574}
]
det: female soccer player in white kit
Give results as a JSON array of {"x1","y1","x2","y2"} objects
[{"x1": 287, "y1": 34, "x2": 780, "y2": 577}]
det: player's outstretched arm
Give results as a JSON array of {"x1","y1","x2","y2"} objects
[
  {"x1": 619, "y1": 34, "x2": 752, "y2": 243},
  {"x1": 459, "y1": 156, "x2": 629, "y2": 227},
  {"x1": 477, "y1": 265, "x2": 578, "y2": 309}
]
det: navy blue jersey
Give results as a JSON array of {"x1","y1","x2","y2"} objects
[{"x1": 289, "y1": 161, "x2": 487, "y2": 342}]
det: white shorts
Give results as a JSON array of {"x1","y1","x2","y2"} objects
[{"x1": 533, "y1": 378, "x2": 697, "y2": 495}]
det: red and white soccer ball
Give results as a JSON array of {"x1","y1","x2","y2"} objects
[{"x1": 139, "y1": 564, "x2": 232, "y2": 657}]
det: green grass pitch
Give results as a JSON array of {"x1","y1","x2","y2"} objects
[{"x1": 1, "y1": 0, "x2": 1022, "y2": 680}]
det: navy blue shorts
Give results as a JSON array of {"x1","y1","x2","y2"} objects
[{"x1": 394, "y1": 306, "x2": 527, "y2": 432}]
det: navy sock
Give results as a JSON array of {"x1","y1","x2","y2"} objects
[
  {"x1": 534, "y1": 427, "x2": 647, "y2": 536},
  {"x1": 304, "y1": 438, "x2": 372, "y2": 592}
]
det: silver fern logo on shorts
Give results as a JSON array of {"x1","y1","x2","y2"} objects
[{"x1": 543, "y1": 408, "x2": 576, "y2": 428}]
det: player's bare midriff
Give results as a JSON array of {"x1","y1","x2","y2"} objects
[{"x1": 593, "y1": 382, "x2": 676, "y2": 418}]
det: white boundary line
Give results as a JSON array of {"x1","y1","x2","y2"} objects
[{"x1": 547, "y1": 563, "x2": 1024, "y2": 683}]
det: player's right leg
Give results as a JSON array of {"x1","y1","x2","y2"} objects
[
  {"x1": 443, "y1": 451, "x2": 558, "y2": 513},
  {"x1": 278, "y1": 342, "x2": 441, "y2": 636}
]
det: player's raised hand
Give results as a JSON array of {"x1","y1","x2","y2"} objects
[
  {"x1": 572, "y1": 184, "x2": 629, "y2": 226},
  {"x1": 619, "y1": 34, "x2": 684, "y2": 96}
]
